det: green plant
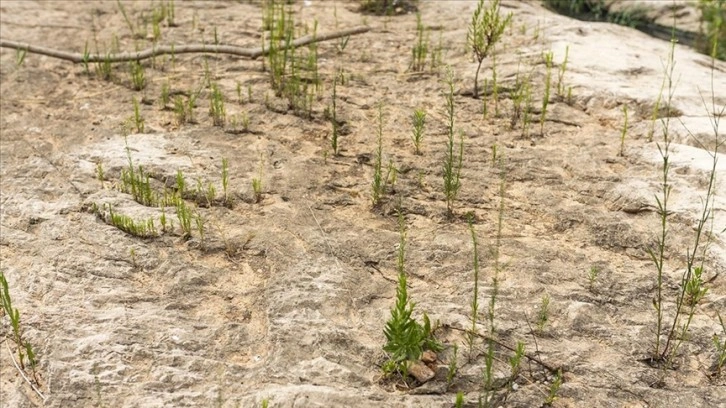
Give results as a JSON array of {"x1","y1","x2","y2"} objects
[
  {"x1": 442, "y1": 68, "x2": 464, "y2": 216},
  {"x1": 1, "y1": 271, "x2": 39, "y2": 378},
  {"x1": 698, "y1": 0, "x2": 725, "y2": 60},
  {"x1": 96, "y1": 52, "x2": 113, "y2": 81},
  {"x1": 537, "y1": 293, "x2": 550, "y2": 334},
  {"x1": 329, "y1": 74, "x2": 340, "y2": 156},
  {"x1": 132, "y1": 97, "x2": 145, "y2": 133},
  {"x1": 120, "y1": 148, "x2": 158, "y2": 207},
  {"x1": 619, "y1": 105, "x2": 628, "y2": 157},
  {"x1": 129, "y1": 60, "x2": 146, "y2": 91},
  {"x1": 209, "y1": 83, "x2": 226, "y2": 126},
  {"x1": 382, "y1": 212, "x2": 442, "y2": 379},
  {"x1": 15, "y1": 47, "x2": 27, "y2": 66},
  {"x1": 411, "y1": 108, "x2": 426, "y2": 155},
  {"x1": 544, "y1": 369, "x2": 563, "y2": 405},
  {"x1": 508, "y1": 341, "x2": 525, "y2": 390},
  {"x1": 586, "y1": 266, "x2": 599, "y2": 291},
  {"x1": 540, "y1": 51, "x2": 553, "y2": 136},
  {"x1": 467, "y1": 0, "x2": 512, "y2": 98},
  {"x1": 176, "y1": 200, "x2": 193, "y2": 238},
  {"x1": 411, "y1": 12, "x2": 429, "y2": 72},
  {"x1": 446, "y1": 344, "x2": 458, "y2": 386},
  {"x1": 106, "y1": 205, "x2": 158, "y2": 238},
  {"x1": 467, "y1": 215, "x2": 481, "y2": 356},
  {"x1": 556, "y1": 45, "x2": 569, "y2": 98},
  {"x1": 195, "y1": 211, "x2": 205, "y2": 245},
  {"x1": 96, "y1": 161, "x2": 105, "y2": 184},
  {"x1": 160, "y1": 81, "x2": 170, "y2": 108},
  {"x1": 454, "y1": 392, "x2": 464, "y2": 408},
  {"x1": 221, "y1": 158, "x2": 230, "y2": 204},
  {"x1": 252, "y1": 155, "x2": 263, "y2": 203},
  {"x1": 371, "y1": 102, "x2": 385, "y2": 206}
]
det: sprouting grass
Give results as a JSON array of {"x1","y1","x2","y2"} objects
[
  {"x1": 411, "y1": 12, "x2": 429, "y2": 72},
  {"x1": 15, "y1": 47, "x2": 27, "y2": 66},
  {"x1": 129, "y1": 60, "x2": 146, "y2": 91},
  {"x1": 536, "y1": 293, "x2": 550, "y2": 334},
  {"x1": 467, "y1": 215, "x2": 481, "y2": 356},
  {"x1": 176, "y1": 200, "x2": 193, "y2": 238},
  {"x1": 586, "y1": 266, "x2": 599, "y2": 291},
  {"x1": 556, "y1": 45, "x2": 569, "y2": 98},
  {"x1": 96, "y1": 161, "x2": 105, "y2": 184},
  {"x1": 442, "y1": 68, "x2": 464, "y2": 217},
  {"x1": 221, "y1": 158, "x2": 230, "y2": 204},
  {"x1": 252, "y1": 155, "x2": 264, "y2": 203},
  {"x1": 160, "y1": 81, "x2": 170, "y2": 108},
  {"x1": 329, "y1": 74, "x2": 340, "y2": 156},
  {"x1": 540, "y1": 51, "x2": 553, "y2": 136},
  {"x1": 95, "y1": 51, "x2": 113, "y2": 81},
  {"x1": 209, "y1": 83, "x2": 226, "y2": 126},
  {"x1": 411, "y1": 108, "x2": 426, "y2": 155},
  {"x1": 132, "y1": 97, "x2": 145, "y2": 133},
  {"x1": 371, "y1": 102, "x2": 385, "y2": 206},
  {"x1": 195, "y1": 211, "x2": 205, "y2": 245},
  {"x1": 544, "y1": 369, "x2": 563, "y2": 406},
  {"x1": 382, "y1": 211, "x2": 442, "y2": 380},
  {"x1": 0, "y1": 271, "x2": 39, "y2": 381},
  {"x1": 105, "y1": 204, "x2": 158, "y2": 238},
  {"x1": 467, "y1": 0, "x2": 512, "y2": 98},
  {"x1": 619, "y1": 104, "x2": 628, "y2": 156}
]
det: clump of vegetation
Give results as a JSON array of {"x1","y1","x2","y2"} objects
[
  {"x1": 467, "y1": 0, "x2": 512, "y2": 98},
  {"x1": 411, "y1": 13, "x2": 430, "y2": 72},
  {"x1": 1, "y1": 271, "x2": 40, "y2": 384},
  {"x1": 382, "y1": 212, "x2": 442, "y2": 380},
  {"x1": 442, "y1": 68, "x2": 464, "y2": 216},
  {"x1": 698, "y1": 0, "x2": 726, "y2": 60},
  {"x1": 411, "y1": 108, "x2": 426, "y2": 155}
]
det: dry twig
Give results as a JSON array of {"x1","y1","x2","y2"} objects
[{"x1": 0, "y1": 26, "x2": 369, "y2": 63}]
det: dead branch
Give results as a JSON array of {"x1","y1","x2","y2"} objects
[{"x1": 0, "y1": 26, "x2": 369, "y2": 63}]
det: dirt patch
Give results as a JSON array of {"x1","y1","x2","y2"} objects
[{"x1": 1, "y1": 1, "x2": 725, "y2": 407}]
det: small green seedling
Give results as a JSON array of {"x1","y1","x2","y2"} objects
[
  {"x1": 587, "y1": 266, "x2": 599, "y2": 290},
  {"x1": 221, "y1": 158, "x2": 230, "y2": 204},
  {"x1": 541, "y1": 51, "x2": 553, "y2": 136},
  {"x1": 544, "y1": 369, "x2": 563, "y2": 405},
  {"x1": 537, "y1": 293, "x2": 550, "y2": 334},
  {"x1": 411, "y1": 108, "x2": 426, "y2": 155},
  {"x1": 371, "y1": 103, "x2": 385, "y2": 206},
  {"x1": 132, "y1": 97, "x2": 145, "y2": 133}
]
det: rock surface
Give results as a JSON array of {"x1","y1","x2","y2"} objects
[{"x1": 1, "y1": 1, "x2": 724, "y2": 407}]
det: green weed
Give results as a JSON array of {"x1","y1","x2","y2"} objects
[
  {"x1": 536, "y1": 293, "x2": 550, "y2": 334},
  {"x1": 209, "y1": 83, "x2": 226, "y2": 126},
  {"x1": 129, "y1": 60, "x2": 146, "y2": 91},
  {"x1": 467, "y1": 0, "x2": 512, "y2": 98},
  {"x1": 442, "y1": 69, "x2": 464, "y2": 216},
  {"x1": 411, "y1": 12, "x2": 429, "y2": 72},
  {"x1": 106, "y1": 204, "x2": 158, "y2": 238},
  {"x1": 540, "y1": 51, "x2": 553, "y2": 136},
  {"x1": 0, "y1": 271, "x2": 39, "y2": 379},
  {"x1": 411, "y1": 108, "x2": 426, "y2": 155},
  {"x1": 556, "y1": 45, "x2": 569, "y2": 98},
  {"x1": 382, "y1": 212, "x2": 442, "y2": 379},
  {"x1": 371, "y1": 103, "x2": 385, "y2": 206},
  {"x1": 132, "y1": 97, "x2": 145, "y2": 133}
]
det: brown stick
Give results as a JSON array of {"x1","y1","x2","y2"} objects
[{"x1": 0, "y1": 26, "x2": 369, "y2": 63}]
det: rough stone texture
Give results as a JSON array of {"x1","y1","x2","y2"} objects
[{"x1": 1, "y1": 1, "x2": 724, "y2": 407}]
